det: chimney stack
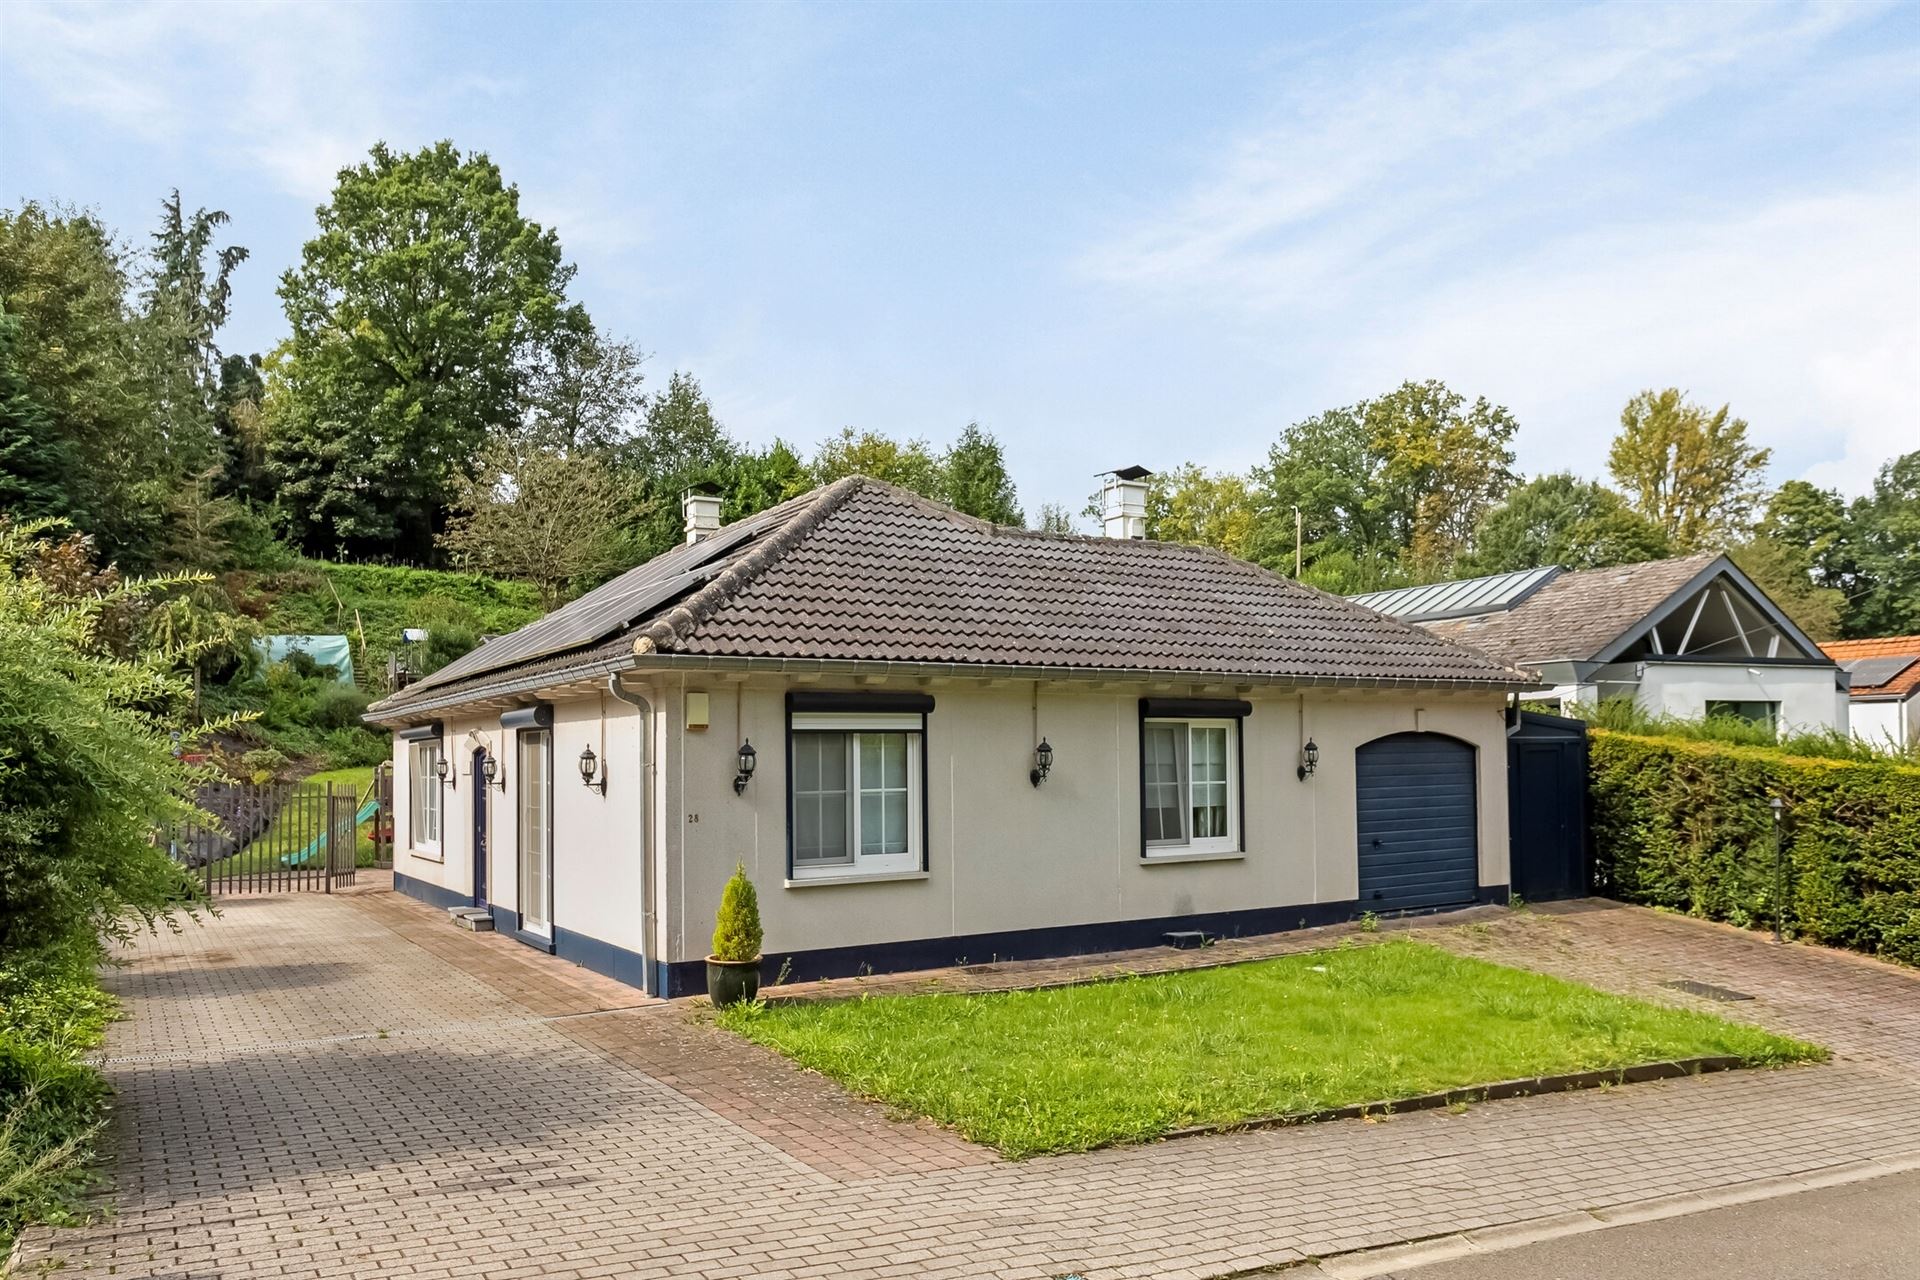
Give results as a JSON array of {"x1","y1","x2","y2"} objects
[
  {"x1": 1099, "y1": 466, "x2": 1152, "y2": 539},
  {"x1": 683, "y1": 487, "x2": 723, "y2": 543}
]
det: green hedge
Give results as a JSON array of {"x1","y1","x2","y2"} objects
[{"x1": 1591, "y1": 731, "x2": 1920, "y2": 963}]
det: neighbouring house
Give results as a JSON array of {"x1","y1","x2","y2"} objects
[
  {"x1": 1820, "y1": 636, "x2": 1920, "y2": 750},
  {"x1": 1350, "y1": 554, "x2": 1848, "y2": 736},
  {"x1": 365, "y1": 472, "x2": 1536, "y2": 997}
]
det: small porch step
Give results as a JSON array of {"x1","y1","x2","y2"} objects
[{"x1": 447, "y1": 907, "x2": 495, "y2": 932}]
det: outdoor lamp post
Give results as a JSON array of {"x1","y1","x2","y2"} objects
[
  {"x1": 1771, "y1": 795, "x2": 1786, "y2": 943},
  {"x1": 733, "y1": 740, "x2": 757, "y2": 795},
  {"x1": 481, "y1": 751, "x2": 504, "y2": 791},
  {"x1": 435, "y1": 754, "x2": 454, "y2": 790}
]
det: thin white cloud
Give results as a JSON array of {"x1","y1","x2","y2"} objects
[
  {"x1": 1347, "y1": 182, "x2": 1920, "y2": 497},
  {"x1": 5, "y1": 0, "x2": 425, "y2": 201},
  {"x1": 1082, "y1": 2, "x2": 1877, "y2": 305},
  {"x1": 1076, "y1": 0, "x2": 1913, "y2": 495}
]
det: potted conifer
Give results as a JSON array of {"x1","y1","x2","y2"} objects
[{"x1": 706, "y1": 864, "x2": 763, "y2": 1006}]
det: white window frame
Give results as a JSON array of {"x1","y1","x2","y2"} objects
[
  {"x1": 788, "y1": 711, "x2": 924, "y2": 881},
  {"x1": 409, "y1": 740, "x2": 442, "y2": 853},
  {"x1": 517, "y1": 729, "x2": 553, "y2": 937},
  {"x1": 1141, "y1": 717, "x2": 1240, "y2": 857}
]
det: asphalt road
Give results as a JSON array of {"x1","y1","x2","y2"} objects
[{"x1": 1372, "y1": 1169, "x2": 1920, "y2": 1279}]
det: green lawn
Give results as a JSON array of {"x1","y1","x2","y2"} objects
[{"x1": 718, "y1": 939, "x2": 1822, "y2": 1157}]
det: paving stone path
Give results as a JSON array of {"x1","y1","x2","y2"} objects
[{"x1": 17, "y1": 886, "x2": 1920, "y2": 1279}]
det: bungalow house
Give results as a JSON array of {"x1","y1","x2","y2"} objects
[
  {"x1": 1821, "y1": 637, "x2": 1920, "y2": 750},
  {"x1": 1350, "y1": 554, "x2": 1848, "y2": 735},
  {"x1": 366, "y1": 472, "x2": 1535, "y2": 997}
]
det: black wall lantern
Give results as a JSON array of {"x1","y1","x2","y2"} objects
[
  {"x1": 435, "y1": 753, "x2": 455, "y2": 790},
  {"x1": 1297, "y1": 738, "x2": 1319, "y2": 781},
  {"x1": 481, "y1": 751, "x2": 505, "y2": 792},
  {"x1": 1030, "y1": 737, "x2": 1054, "y2": 788},
  {"x1": 578, "y1": 744, "x2": 607, "y2": 795},
  {"x1": 734, "y1": 740, "x2": 757, "y2": 795}
]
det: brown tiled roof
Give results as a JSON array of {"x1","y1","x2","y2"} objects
[
  {"x1": 1418, "y1": 553, "x2": 1722, "y2": 666},
  {"x1": 1822, "y1": 637, "x2": 1920, "y2": 700},
  {"x1": 370, "y1": 477, "x2": 1532, "y2": 720}
]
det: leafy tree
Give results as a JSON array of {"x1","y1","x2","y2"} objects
[
  {"x1": 1730, "y1": 537, "x2": 1845, "y2": 641},
  {"x1": 1463, "y1": 473, "x2": 1670, "y2": 574},
  {"x1": 440, "y1": 436, "x2": 626, "y2": 607},
  {"x1": 1033, "y1": 502, "x2": 1076, "y2": 535},
  {"x1": 1254, "y1": 405, "x2": 1388, "y2": 572},
  {"x1": 1145, "y1": 464, "x2": 1260, "y2": 559},
  {"x1": 1252, "y1": 380, "x2": 1517, "y2": 578},
  {"x1": 142, "y1": 191, "x2": 248, "y2": 483},
  {"x1": 811, "y1": 426, "x2": 943, "y2": 495},
  {"x1": 619, "y1": 370, "x2": 730, "y2": 479},
  {"x1": 723, "y1": 440, "x2": 812, "y2": 522},
  {"x1": 1844, "y1": 451, "x2": 1920, "y2": 637},
  {"x1": 1362, "y1": 380, "x2": 1519, "y2": 571},
  {"x1": 268, "y1": 141, "x2": 590, "y2": 560},
  {"x1": 940, "y1": 423, "x2": 1022, "y2": 524},
  {"x1": 1609, "y1": 389, "x2": 1771, "y2": 551},
  {"x1": 0, "y1": 312, "x2": 78, "y2": 522},
  {"x1": 522, "y1": 326, "x2": 645, "y2": 451},
  {"x1": 0, "y1": 204, "x2": 166, "y2": 560},
  {"x1": 1756, "y1": 479, "x2": 1855, "y2": 595},
  {"x1": 0, "y1": 521, "x2": 206, "y2": 955}
]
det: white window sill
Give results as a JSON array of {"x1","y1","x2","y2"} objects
[
  {"x1": 784, "y1": 870, "x2": 931, "y2": 889},
  {"x1": 1139, "y1": 849, "x2": 1245, "y2": 866},
  {"x1": 408, "y1": 848, "x2": 444, "y2": 864}
]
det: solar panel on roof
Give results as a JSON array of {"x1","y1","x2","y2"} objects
[
  {"x1": 1844, "y1": 655, "x2": 1918, "y2": 688},
  {"x1": 400, "y1": 492, "x2": 815, "y2": 696},
  {"x1": 1350, "y1": 565, "x2": 1561, "y2": 621}
]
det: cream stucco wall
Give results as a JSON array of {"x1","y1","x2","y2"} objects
[
  {"x1": 656, "y1": 677, "x2": 1512, "y2": 966},
  {"x1": 392, "y1": 701, "x2": 652, "y2": 963},
  {"x1": 393, "y1": 674, "x2": 1512, "y2": 982}
]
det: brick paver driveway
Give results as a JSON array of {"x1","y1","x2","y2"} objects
[{"x1": 19, "y1": 888, "x2": 1920, "y2": 1280}]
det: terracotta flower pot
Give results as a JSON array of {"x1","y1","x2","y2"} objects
[{"x1": 706, "y1": 955, "x2": 762, "y2": 1007}]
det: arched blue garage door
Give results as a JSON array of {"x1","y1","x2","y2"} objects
[{"x1": 1356, "y1": 733, "x2": 1479, "y2": 912}]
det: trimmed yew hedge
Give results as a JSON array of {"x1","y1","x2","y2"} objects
[{"x1": 1590, "y1": 731, "x2": 1920, "y2": 964}]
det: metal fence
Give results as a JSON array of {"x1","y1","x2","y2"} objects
[{"x1": 172, "y1": 768, "x2": 392, "y2": 894}]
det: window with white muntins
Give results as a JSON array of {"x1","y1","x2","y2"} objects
[
  {"x1": 1142, "y1": 717, "x2": 1240, "y2": 856},
  {"x1": 409, "y1": 740, "x2": 442, "y2": 851},
  {"x1": 789, "y1": 711, "x2": 923, "y2": 879}
]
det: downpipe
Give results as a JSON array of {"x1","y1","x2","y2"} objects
[{"x1": 605, "y1": 675, "x2": 657, "y2": 996}]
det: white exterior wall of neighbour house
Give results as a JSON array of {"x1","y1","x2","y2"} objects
[
  {"x1": 1850, "y1": 696, "x2": 1917, "y2": 750},
  {"x1": 654, "y1": 676, "x2": 1512, "y2": 978},
  {"x1": 1598, "y1": 661, "x2": 1849, "y2": 735}
]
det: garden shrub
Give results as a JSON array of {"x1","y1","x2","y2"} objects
[
  {"x1": 711, "y1": 865, "x2": 764, "y2": 962},
  {"x1": 0, "y1": 524, "x2": 207, "y2": 1246},
  {"x1": 1591, "y1": 730, "x2": 1920, "y2": 963}
]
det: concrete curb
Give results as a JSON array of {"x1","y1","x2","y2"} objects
[
  {"x1": 1242, "y1": 1151, "x2": 1920, "y2": 1279},
  {"x1": 1162, "y1": 1054, "x2": 1753, "y2": 1142}
]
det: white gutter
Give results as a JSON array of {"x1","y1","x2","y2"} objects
[
  {"x1": 370, "y1": 650, "x2": 1544, "y2": 726},
  {"x1": 603, "y1": 674, "x2": 657, "y2": 997}
]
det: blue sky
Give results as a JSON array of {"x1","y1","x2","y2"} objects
[{"x1": 4, "y1": 0, "x2": 1916, "y2": 521}]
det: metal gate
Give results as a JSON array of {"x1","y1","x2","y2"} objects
[
  {"x1": 1355, "y1": 733, "x2": 1480, "y2": 913},
  {"x1": 171, "y1": 770, "x2": 391, "y2": 894},
  {"x1": 1506, "y1": 709, "x2": 1590, "y2": 902}
]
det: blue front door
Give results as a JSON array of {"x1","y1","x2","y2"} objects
[{"x1": 471, "y1": 748, "x2": 488, "y2": 908}]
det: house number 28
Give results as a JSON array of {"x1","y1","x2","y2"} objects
[{"x1": 686, "y1": 812, "x2": 700, "y2": 824}]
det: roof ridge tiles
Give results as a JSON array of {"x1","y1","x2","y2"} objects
[{"x1": 634, "y1": 474, "x2": 866, "y2": 655}]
